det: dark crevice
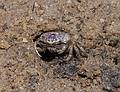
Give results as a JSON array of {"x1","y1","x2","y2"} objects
[
  {"x1": 38, "y1": 50, "x2": 67, "y2": 62},
  {"x1": 33, "y1": 34, "x2": 41, "y2": 42},
  {"x1": 77, "y1": 73, "x2": 87, "y2": 78},
  {"x1": 38, "y1": 50, "x2": 58, "y2": 62},
  {"x1": 112, "y1": 57, "x2": 118, "y2": 65}
]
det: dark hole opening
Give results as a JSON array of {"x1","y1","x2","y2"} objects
[
  {"x1": 36, "y1": 48, "x2": 69, "y2": 62},
  {"x1": 112, "y1": 57, "x2": 118, "y2": 65},
  {"x1": 77, "y1": 73, "x2": 87, "y2": 78},
  {"x1": 38, "y1": 50, "x2": 58, "y2": 62}
]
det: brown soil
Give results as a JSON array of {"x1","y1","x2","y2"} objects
[{"x1": 0, "y1": 0, "x2": 120, "y2": 92}]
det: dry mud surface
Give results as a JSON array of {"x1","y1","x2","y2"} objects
[{"x1": 0, "y1": 0, "x2": 120, "y2": 92}]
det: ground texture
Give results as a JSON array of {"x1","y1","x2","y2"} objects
[{"x1": 0, "y1": 0, "x2": 120, "y2": 92}]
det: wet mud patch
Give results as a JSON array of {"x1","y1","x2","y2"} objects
[
  {"x1": 54, "y1": 63, "x2": 79, "y2": 78},
  {"x1": 100, "y1": 64, "x2": 120, "y2": 92}
]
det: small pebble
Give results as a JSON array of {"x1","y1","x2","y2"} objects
[
  {"x1": 34, "y1": 2, "x2": 39, "y2": 7},
  {"x1": 0, "y1": 40, "x2": 11, "y2": 49},
  {"x1": 100, "y1": 19, "x2": 105, "y2": 23},
  {"x1": 22, "y1": 38, "x2": 28, "y2": 43},
  {"x1": 67, "y1": 0, "x2": 72, "y2": 4}
]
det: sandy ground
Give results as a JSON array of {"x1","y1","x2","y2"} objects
[{"x1": 0, "y1": 0, "x2": 120, "y2": 92}]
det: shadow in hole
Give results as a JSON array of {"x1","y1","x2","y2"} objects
[
  {"x1": 38, "y1": 50, "x2": 56, "y2": 62},
  {"x1": 38, "y1": 50, "x2": 65, "y2": 62}
]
